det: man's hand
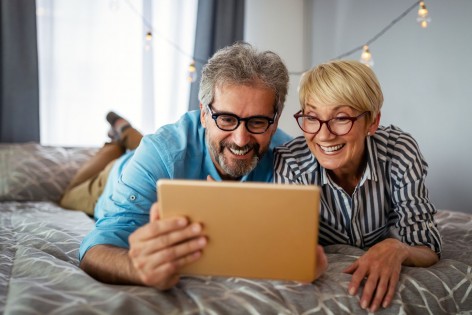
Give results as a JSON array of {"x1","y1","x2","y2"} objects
[
  {"x1": 343, "y1": 238, "x2": 408, "y2": 312},
  {"x1": 128, "y1": 202, "x2": 207, "y2": 290}
]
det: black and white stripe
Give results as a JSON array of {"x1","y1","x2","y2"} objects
[{"x1": 274, "y1": 125, "x2": 442, "y2": 254}]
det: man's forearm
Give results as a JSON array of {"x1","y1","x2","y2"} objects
[{"x1": 80, "y1": 244, "x2": 143, "y2": 285}]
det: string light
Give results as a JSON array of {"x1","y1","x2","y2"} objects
[
  {"x1": 360, "y1": 45, "x2": 374, "y2": 67},
  {"x1": 121, "y1": 0, "x2": 431, "y2": 78},
  {"x1": 187, "y1": 61, "x2": 197, "y2": 82},
  {"x1": 417, "y1": 1, "x2": 431, "y2": 28},
  {"x1": 289, "y1": 1, "x2": 430, "y2": 74},
  {"x1": 123, "y1": 0, "x2": 207, "y2": 82},
  {"x1": 144, "y1": 31, "x2": 152, "y2": 51}
]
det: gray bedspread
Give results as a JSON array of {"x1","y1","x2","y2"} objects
[{"x1": 0, "y1": 201, "x2": 471, "y2": 314}]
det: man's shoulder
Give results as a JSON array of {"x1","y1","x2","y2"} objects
[
  {"x1": 270, "y1": 128, "x2": 293, "y2": 148},
  {"x1": 144, "y1": 111, "x2": 204, "y2": 147},
  {"x1": 158, "y1": 110, "x2": 201, "y2": 135}
]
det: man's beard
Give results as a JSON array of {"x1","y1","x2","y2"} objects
[{"x1": 207, "y1": 135, "x2": 262, "y2": 179}]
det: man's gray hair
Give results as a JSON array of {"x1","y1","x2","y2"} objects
[{"x1": 198, "y1": 42, "x2": 289, "y2": 114}]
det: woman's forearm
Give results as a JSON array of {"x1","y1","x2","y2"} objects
[{"x1": 401, "y1": 243, "x2": 439, "y2": 267}]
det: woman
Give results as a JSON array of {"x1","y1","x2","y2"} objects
[{"x1": 274, "y1": 60, "x2": 441, "y2": 312}]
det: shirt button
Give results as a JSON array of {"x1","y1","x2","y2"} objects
[{"x1": 130, "y1": 195, "x2": 136, "y2": 201}]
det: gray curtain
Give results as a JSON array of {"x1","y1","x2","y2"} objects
[
  {"x1": 0, "y1": 0, "x2": 40, "y2": 143},
  {"x1": 188, "y1": 0, "x2": 245, "y2": 111}
]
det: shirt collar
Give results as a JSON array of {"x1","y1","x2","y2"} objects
[{"x1": 364, "y1": 135, "x2": 379, "y2": 182}]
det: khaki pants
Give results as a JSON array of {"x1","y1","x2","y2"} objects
[
  {"x1": 59, "y1": 127, "x2": 143, "y2": 215},
  {"x1": 60, "y1": 159, "x2": 117, "y2": 216}
]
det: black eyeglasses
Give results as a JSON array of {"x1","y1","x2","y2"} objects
[
  {"x1": 207, "y1": 104, "x2": 277, "y2": 134},
  {"x1": 294, "y1": 110, "x2": 369, "y2": 136}
]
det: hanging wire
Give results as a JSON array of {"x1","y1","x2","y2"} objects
[
  {"x1": 123, "y1": 0, "x2": 425, "y2": 75},
  {"x1": 123, "y1": 0, "x2": 208, "y2": 65},
  {"x1": 289, "y1": 0, "x2": 422, "y2": 75}
]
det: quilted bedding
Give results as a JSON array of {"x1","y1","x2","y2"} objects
[
  {"x1": 1, "y1": 143, "x2": 471, "y2": 314},
  {"x1": 0, "y1": 201, "x2": 471, "y2": 315}
]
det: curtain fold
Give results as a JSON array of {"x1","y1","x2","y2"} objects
[
  {"x1": 0, "y1": 0, "x2": 40, "y2": 143},
  {"x1": 188, "y1": 0, "x2": 245, "y2": 111}
]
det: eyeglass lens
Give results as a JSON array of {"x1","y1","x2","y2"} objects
[
  {"x1": 299, "y1": 116, "x2": 353, "y2": 135},
  {"x1": 215, "y1": 114, "x2": 271, "y2": 133}
]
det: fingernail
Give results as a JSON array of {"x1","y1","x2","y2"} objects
[
  {"x1": 177, "y1": 218, "x2": 187, "y2": 226},
  {"x1": 361, "y1": 300, "x2": 368, "y2": 309},
  {"x1": 192, "y1": 224, "x2": 201, "y2": 233},
  {"x1": 198, "y1": 237, "x2": 207, "y2": 246},
  {"x1": 348, "y1": 287, "x2": 355, "y2": 295}
]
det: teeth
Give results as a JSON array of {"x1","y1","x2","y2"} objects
[
  {"x1": 230, "y1": 147, "x2": 250, "y2": 155},
  {"x1": 320, "y1": 144, "x2": 344, "y2": 152}
]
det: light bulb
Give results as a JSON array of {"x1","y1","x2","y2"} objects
[
  {"x1": 187, "y1": 61, "x2": 197, "y2": 83},
  {"x1": 144, "y1": 32, "x2": 152, "y2": 51},
  {"x1": 360, "y1": 45, "x2": 374, "y2": 67},
  {"x1": 417, "y1": 2, "x2": 431, "y2": 28}
]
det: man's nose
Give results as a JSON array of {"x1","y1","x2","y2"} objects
[{"x1": 231, "y1": 123, "x2": 251, "y2": 147}]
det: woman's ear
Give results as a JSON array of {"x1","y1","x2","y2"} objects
[
  {"x1": 368, "y1": 112, "x2": 381, "y2": 135},
  {"x1": 200, "y1": 103, "x2": 207, "y2": 128}
]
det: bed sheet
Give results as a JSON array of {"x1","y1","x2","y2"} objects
[{"x1": 0, "y1": 201, "x2": 471, "y2": 314}]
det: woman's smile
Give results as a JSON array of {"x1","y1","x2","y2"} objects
[{"x1": 318, "y1": 143, "x2": 345, "y2": 154}]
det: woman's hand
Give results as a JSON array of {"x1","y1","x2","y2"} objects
[
  {"x1": 128, "y1": 202, "x2": 207, "y2": 290},
  {"x1": 343, "y1": 238, "x2": 409, "y2": 312}
]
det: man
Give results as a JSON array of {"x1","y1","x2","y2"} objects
[{"x1": 79, "y1": 42, "x2": 327, "y2": 290}]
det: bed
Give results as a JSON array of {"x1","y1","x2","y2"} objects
[{"x1": 1, "y1": 143, "x2": 471, "y2": 314}]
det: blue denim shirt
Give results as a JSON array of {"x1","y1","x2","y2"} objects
[{"x1": 79, "y1": 110, "x2": 292, "y2": 260}]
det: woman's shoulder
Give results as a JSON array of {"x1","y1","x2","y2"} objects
[
  {"x1": 374, "y1": 125, "x2": 420, "y2": 148},
  {"x1": 373, "y1": 125, "x2": 423, "y2": 163}
]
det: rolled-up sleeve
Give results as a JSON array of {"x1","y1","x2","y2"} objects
[
  {"x1": 390, "y1": 134, "x2": 442, "y2": 256},
  {"x1": 79, "y1": 136, "x2": 170, "y2": 260}
]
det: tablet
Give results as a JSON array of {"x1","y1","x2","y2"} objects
[{"x1": 157, "y1": 179, "x2": 320, "y2": 282}]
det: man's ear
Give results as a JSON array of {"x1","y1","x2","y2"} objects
[
  {"x1": 200, "y1": 103, "x2": 207, "y2": 128},
  {"x1": 368, "y1": 112, "x2": 381, "y2": 135}
]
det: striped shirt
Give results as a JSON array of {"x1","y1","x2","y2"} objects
[{"x1": 274, "y1": 125, "x2": 442, "y2": 255}]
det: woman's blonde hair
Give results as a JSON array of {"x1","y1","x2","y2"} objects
[{"x1": 299, "y1": 60, "x2": 383, "y2": 122}]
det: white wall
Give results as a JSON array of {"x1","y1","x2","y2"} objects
[
  {"x1": 245, "y1": 0, "x2": 472, "y2": 214},
  {"x1": 244, "y1": 0, "x2": 308, "y2": 136}
]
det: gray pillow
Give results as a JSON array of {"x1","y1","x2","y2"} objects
[{"x1": 0, "y1": 143, "x2": 97, "y2": 202}]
